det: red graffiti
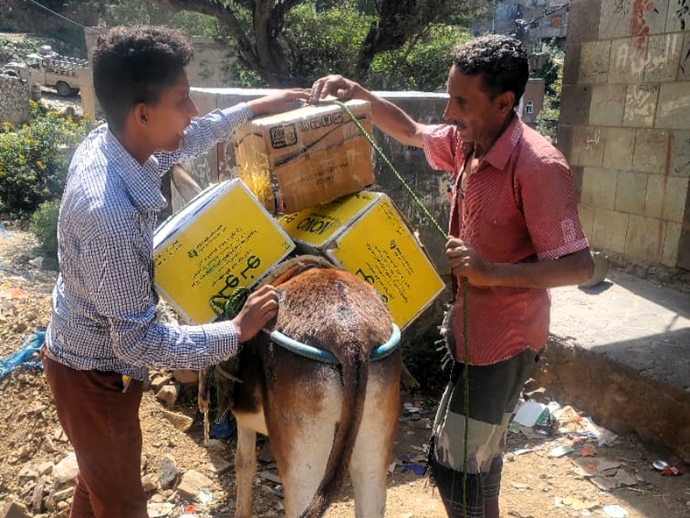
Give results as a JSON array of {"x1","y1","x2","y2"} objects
[{"x1": 630, "y1": 0, "x2": 655, "y2": 50}]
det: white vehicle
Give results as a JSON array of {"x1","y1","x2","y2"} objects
[{"x1": 1, "y1": 46, "x2": 89, "y2": 97}]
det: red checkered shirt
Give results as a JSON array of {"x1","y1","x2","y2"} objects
[{"x1": 422, "y1": 115, "x2": 588, "y2": 365}]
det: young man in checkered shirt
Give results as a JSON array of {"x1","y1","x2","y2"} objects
[
  {"x1": 312, "y1": 35, "x2": 594, "y2": 518},
  {"x1": 43, "y1": 26, "x2": 308, "y2": 518}
]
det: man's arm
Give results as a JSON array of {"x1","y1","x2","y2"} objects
[
  {"x1": 155, "y1": 104, "x2": 252, "y2": 172},
  {"x1": 156, "y1": 89, "x2": 310, "y2": 172},
  {"x1": 447, "y1": 240, "x2": 594, "y2": 288},
  {"x1": 311, "y1": 75, "x2": 431, "y2": 148},
  {"x1": 81, "y1": 221, "x2": 278, "y2": 369},
  {"x1": 447, "y1": 155, "x2": 594, "y2": 289}
]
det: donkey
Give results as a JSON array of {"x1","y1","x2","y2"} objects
[{"x1": 209, "y1": 259, "x2": 402, "y2": 518}]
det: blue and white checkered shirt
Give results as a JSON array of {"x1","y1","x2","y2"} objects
[{"x1": 46, "y1": 104, "x2": 253, "y2": 381}]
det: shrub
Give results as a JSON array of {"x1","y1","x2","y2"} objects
[
  {"x1": 30, "y1": 199, "x2": 60, "y2": 259},
  {"x1": 0, "y1": 101, "x2": 92, "y2": 216}
]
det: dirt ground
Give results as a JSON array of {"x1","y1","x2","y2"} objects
[{"x1": 1, "y1": 226, "x2": 689, "y2": 518}]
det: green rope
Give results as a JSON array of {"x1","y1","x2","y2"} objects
[
  {"x1": 461, "y1": 277, "x2": 469, "y2": 517},
  {"x1": 327, "y1": 99, "x2": 471, "y2": 518},
  {"x1": 326, "y1": 100, "x2": 448, "y2": 239},
  {"x1": 210, "y1": 285, "x2": 250, "y2": 321}
]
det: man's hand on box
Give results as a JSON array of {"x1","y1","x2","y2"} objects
[
  {"x1": 248, "y1": 89, "x2": 311, "y2": 117},
  {"x1": 310, "y1": 75, "x2": 364, "y2": 103},
  {"x1": 232, "y1": 285, "x2": 279, "y2": 342}
]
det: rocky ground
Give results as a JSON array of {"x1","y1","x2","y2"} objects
[{"x1": 1, "y1": 226, "x2": 689, "y2": 518}]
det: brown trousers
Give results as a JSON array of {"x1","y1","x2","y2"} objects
[{"x1": 42, "y1": 348, "x2": 148, "y2": 518}]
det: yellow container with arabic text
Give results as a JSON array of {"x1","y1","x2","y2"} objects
[
  {"x1": 154, "y1": 179, "x2": 295, "y2": 324},
  {"x1": 276, "y1": 192, "x2": 445, "y2": 330}
]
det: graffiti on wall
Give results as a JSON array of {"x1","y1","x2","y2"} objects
[
  {"x1": 631, "y1": 0, "x2": 659, "y2": 50},
  {"x1": 681, "y1": 45, "x2": 690, "y2": 76},
  {"x1": 675, "y1": 0, "x2": 689, "y2": 30},
  {"x1": 673, "y1": 134, "x2": 690, "y2": 175},
  {"x1": 616, "y1": 33, "x2": 681, "y2": 75},
  {"x1": 624, "y1": 84, "x2": 660, "y2": 126},
  {"x1": 658, "y1": 92, "x2": 690, "y2": 121}
]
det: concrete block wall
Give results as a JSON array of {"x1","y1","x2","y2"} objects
[
  {"x1": 559, "y1": 0, "x2": 690, "y2": 270},
  {"x1": 186, "y1": 37, "x2": 239, "y2": 88},
  {"x1": 183, "y1": 88, "x2": 453, "y2": 273},
  {"x1": 0, "y1": 74, "x2": 30, "y2": 125}
]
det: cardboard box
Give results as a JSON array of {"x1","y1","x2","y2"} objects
[
  {"x1": 234, "y1": 100, "x2": 374, "y2": 214},
  {"x1": 154, "y1": 180, "x2": 295, "y2": 324},
  {"x1": 277, "y1": 192, "x2": 445, "y2": 329}
]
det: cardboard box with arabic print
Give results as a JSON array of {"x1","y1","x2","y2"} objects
[
  {"x1": 277, "y1": 191, "x2": 445, "y2": 330},
  {"x1": 153, "y1": 179, "x2": 295, "y2": 324},
  {"x1": 233, "y1": 100, "x2": 374, "y2": 214}
]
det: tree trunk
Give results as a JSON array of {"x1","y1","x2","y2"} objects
[
  {"x1": 252, "y1": 0, "x2": 292, "y2": 86},
  {"x1": 354, "y1": 0, "x2": 444, "y2": 81}
]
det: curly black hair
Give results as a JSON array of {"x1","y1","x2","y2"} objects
[
  {"x1": 452, "y1": 35, "x2": 528, "y2": 109},
  {"x1": 93, "y1": 26, "x2": 194, "y2": 131}
]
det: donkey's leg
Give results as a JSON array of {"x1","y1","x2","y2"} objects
[
  {"x1": 268, "y1": 365, "x2": 343, "y2": 518},
  {"x1": 234, "y1": 422, "x2": 257, "y2": 518},
  {"x1": 349, "y1": 358, "x2": 401, "y2": 518}
]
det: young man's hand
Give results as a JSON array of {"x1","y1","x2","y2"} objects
[
  {"x1": 310, "y1": 75, "x2": 365, "y2": 102},
  {"x1": 231, "y1": 285, "x2": 279, "y2": 342},
  {"x1": 248, "y1": 89, "x2": 311, "y2": 117},
  {"x1": 446, "y1": 237, "x2": 495, "y2": 287}
]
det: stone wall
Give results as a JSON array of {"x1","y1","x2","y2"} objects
[
  {"x1": 0, "y1": 74, "x2": 30, "y2": 125},
  {"x1": 558, "y1": 0, "x2": 690, "y2": 271},
  {"x1": 182, "y1": 88, "x2": 453, "y2": 274},
  {"x1": 186, "y1": 37, "x2": 239, "y2": 88}
]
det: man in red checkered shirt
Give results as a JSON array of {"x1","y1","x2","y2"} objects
[{"x1": 312, "y1": 35, "x2": 594, "y2": 518}]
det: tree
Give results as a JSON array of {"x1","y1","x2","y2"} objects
[
  {"x1": 157, "y1": 0, "x2": 487, "y2": 87},
  {"x1": 534, "y1": 45, "x2": 564, "y2": 142}
]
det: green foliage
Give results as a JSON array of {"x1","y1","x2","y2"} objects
[
  {"x1": 533, "y1": 44, "x2": 564, "y2": 100},
  {"x1": 0, "y1": 36, "x2": 9, "y2": 48},
  {"x1": 0, "y1": 101, "x2": 92, "y2": 216},
  {"x1": 536, "y1": 62, "x2": 563, "y2": 142},
  {"x1": 534, "y1": 43, "x2": 564, "y2": 142},
  {"x1": 233, "y1": 1, "x2": 468, "y2": 91},
  {"x1": 281, "y1": 2, "x2": 375, "y2": 85},
  {"x1": 366, "y1": 24, "x2": 469, "y2": 91},
  {"x1": 30, "y1": 199, "x2": 60, "y2": 258},
  {"x1": 32, "y1": 0, "x2": 485, "y2": 89},
  {"x1": 231, "y1": 64, "x2": 268, "y2": 88}
]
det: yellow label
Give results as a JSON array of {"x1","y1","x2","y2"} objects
[
  {"x1": 154, "y1": 182, "x2": 294, "y2": 324},
  {"x1": 329, "y1": 198, "x2": 445, "y2": 329},
  {"x1": 276, "y1": 192, "x2": 379, "y2": 247}
]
